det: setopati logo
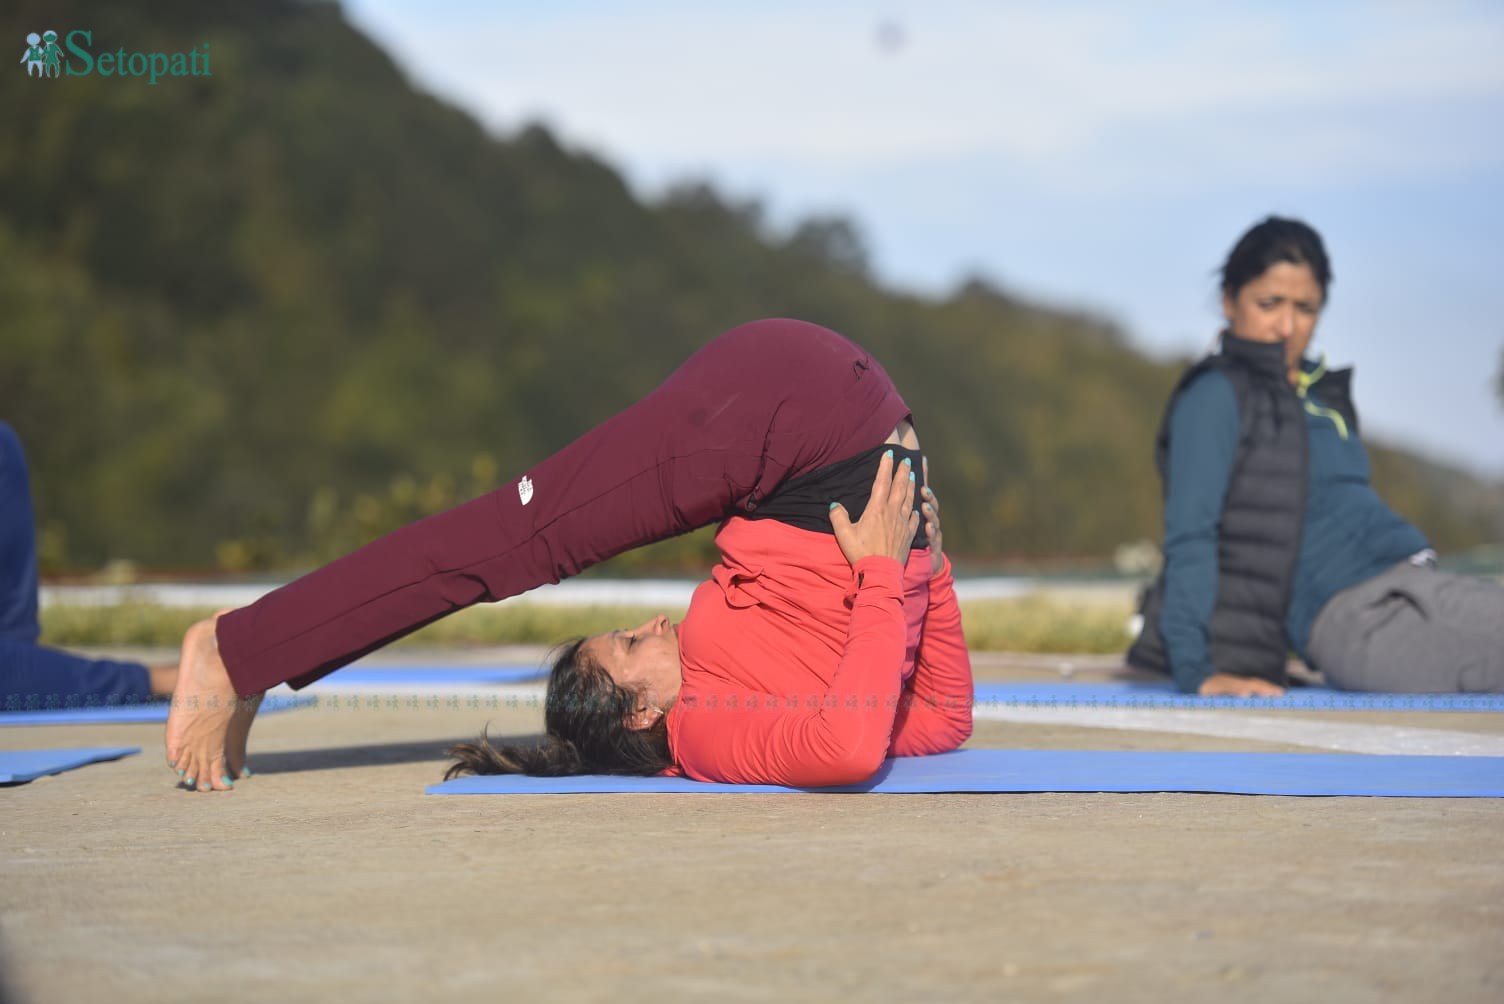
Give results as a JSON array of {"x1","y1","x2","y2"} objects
[
  {"x1": 20, "y1": 30, "x2": 62, "y2": 77},
  {"x1": 20, "y1": 28, "x2": 210, "y2": 84}
]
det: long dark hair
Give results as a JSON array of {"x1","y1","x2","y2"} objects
[
  {"x1": 1220, "y1": 216, "x2": 1333, "y2": 301},
  {"x1": 444, "y1": 638, "x2": 673, "y2": 779}
]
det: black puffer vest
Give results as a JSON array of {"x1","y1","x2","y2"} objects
[{"x1": 1126, "y1": 334, "x2": 1357, "y2": 685}]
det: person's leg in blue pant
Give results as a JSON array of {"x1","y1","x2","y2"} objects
[{"x1": 0, "y1": 422, "x2": 162, "y2": 710}]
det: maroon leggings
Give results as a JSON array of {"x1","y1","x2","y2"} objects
[{"x1": 217, "y1": 318, "x2": 911, "y2": 695}]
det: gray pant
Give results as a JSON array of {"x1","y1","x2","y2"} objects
[{"x1": 1306, "y1": 561, "x2": 1504, "y2": 692}]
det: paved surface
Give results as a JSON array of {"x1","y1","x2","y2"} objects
[{"x1": 3, "y1": 649, "x2": 1502, "y2": 1003}]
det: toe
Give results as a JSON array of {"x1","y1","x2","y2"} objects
[
  {"x1": 181, "y1": 753, "x2": 208, "y2": 791},
  {"x1": 207, "y1": 751, "x2": 232, "y2": 791}
]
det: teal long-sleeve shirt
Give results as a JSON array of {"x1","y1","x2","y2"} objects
[{"x1": 1158, "y1": 365, "x2": 1428, "y2": 692}]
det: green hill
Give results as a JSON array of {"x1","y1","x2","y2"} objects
[{"x1": 2, "y1": 0, "x2": 1499, "y2": 574}]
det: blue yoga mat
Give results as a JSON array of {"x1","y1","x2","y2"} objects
[
  {"x1": 426, "y1": 748, "x2": 1504, "y2": 797},
  {"x1": 310, "y1": 665, "x2": 545, "y2": 688},
  {"x1": 973, "y1": 681, "x2": 1504, "y2": 711},
  {"x1": 0, "y1": 746, "x2": 140, "y2": 784},
  {"x1": 0, "y1": 666, "x2": 541, "y2": 726},
  {"x1": 0, "y1": 693, "x2": 315, "y2": 727}
]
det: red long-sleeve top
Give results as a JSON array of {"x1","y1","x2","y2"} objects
[{"x1": 666, "y1": 516, "x2": 973, "y2": 786}]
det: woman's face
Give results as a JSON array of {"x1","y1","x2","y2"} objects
[
  {"x1": 580, "y1": 614, "x2": 682, "y2": 728},
  {"x1": 1223, "y1": 261, "x2": 1324, "y2": 382}
]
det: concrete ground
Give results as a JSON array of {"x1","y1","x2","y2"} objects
[{"x1": 3, "y1": 648, "x2": 1501, "y2": 1003}]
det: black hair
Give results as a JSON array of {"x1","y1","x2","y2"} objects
[
  {"x1": 444, "y1": 638, "x2": 673, "y2": 779},
  {"x1": 1220, "y1": 216, "x2": 1333, "y2": 302}
]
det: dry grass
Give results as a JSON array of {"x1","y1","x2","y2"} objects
[{"x1": 41, "y1": 593, "x2": 1134, "y2": 654}]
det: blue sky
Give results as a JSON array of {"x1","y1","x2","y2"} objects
[{"x1": 345, "y1": 0, "x2": 1504, "y2": 477}]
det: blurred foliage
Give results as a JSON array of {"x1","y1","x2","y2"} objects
[
  {"x1": 39, "y1": 601, "x2": 214, "y2": 649},
  {"x1": 40, "y1": 594, "x2": 1133, "y2": 654},
  {"x1": 958, "y1": 595, "x2": 1133, "y2": 654},
  {"x1": 39, "y1": 600, "x2": 691, "y2": 650},
  {"x1": 3, "y1": 0, "x2": 1500, "y2": 578}
]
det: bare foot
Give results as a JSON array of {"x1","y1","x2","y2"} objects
[
  {"x1": 225, "y1": 689, "x2": 263, "y2": 779},
  {"x1": 164, "y1": 616, "x2": 262, "y2": 791},
  {"x1": 1197, "y1": 672, "x2": 1286, "y2": 698}
]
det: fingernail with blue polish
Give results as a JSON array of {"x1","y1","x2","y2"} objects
[
  {"x1": 828, "y1": 501, "x2": 838, "y2": 511},
  {"x1": 884, "y1": 449, "x2": 893, "y2": 461},
  {"x1": 184, "y1": 777, "x2": 195, "y2": 788},
  {"x1": 220, "y1": 775, "x2": 235, "y2": 787},
  {"x1": 241, "y1": 767, "x2": 253, "y2": 778}
]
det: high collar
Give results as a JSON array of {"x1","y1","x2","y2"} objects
[
  {"x1": 1216, "y1": 331, "x2": 1354, "y2": 409},
  {"x1": 1217, "y1": 330, "x2": 1292, "y2": 382}
]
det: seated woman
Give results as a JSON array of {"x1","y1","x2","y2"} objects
[
  {"x1": 1128, "y1": 217, "x2": 1504, "y2": 697},
  {"x1": 1, "y1": 422, "x2": 176, "y2": 710},
  {"x1": 166, "y1": 319, "x2": 972, "y2": 791}
]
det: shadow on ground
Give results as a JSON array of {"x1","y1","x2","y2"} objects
[{"x1": 249, "y1": 733, "x2": 546, "y2": 774}]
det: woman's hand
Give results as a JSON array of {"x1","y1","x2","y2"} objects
[
  {"x1": 921, "y1": 456, "x2": 944, "y2": 576},
  {"x1": 1198, "y1": 672, "x2": 1286, "y2": 698},
  {"x1": 830, "y1": 449, "x2": 921, "y2": 568}
]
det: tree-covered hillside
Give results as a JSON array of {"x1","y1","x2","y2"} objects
[{"x1": 2, "y1": 0, "x2": 1499, "y2": 573}]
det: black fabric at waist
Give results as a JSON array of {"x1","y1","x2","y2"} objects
[{"x1": 745, "y1": 442, "x2": 927, "y2": 549}]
